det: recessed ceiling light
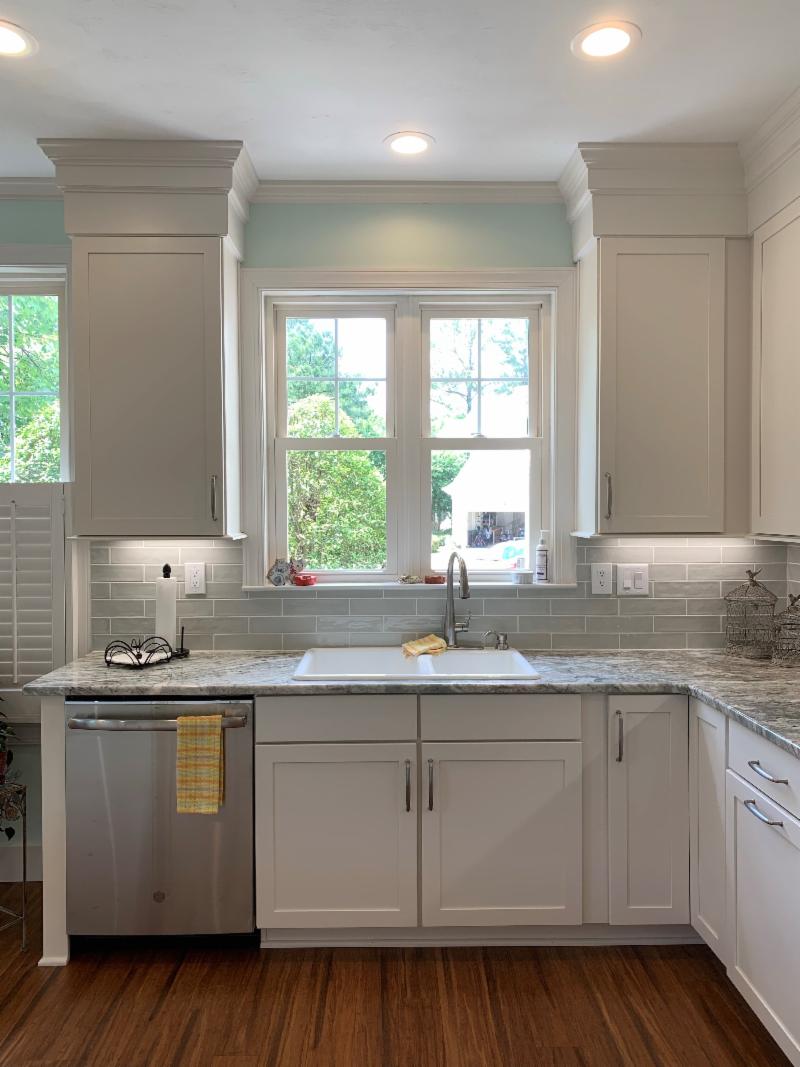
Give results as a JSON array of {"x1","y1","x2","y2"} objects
[
  {"x1": 0, "y1": 20, "x2": 37, "y2": 57},
  {"x1": 571, "y1": 21, "x2": 641, "y2": 59},
  {"x1": 384, "y1": 131, "x2": 434, "y2": 155}
]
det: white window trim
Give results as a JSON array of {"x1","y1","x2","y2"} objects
[{"x1": 240, "y1": 268, "x2": 577, "y2": 589}]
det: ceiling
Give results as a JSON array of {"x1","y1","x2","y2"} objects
[{"x1": 2, "y1": 0, "x2": 800, "y2": 181}]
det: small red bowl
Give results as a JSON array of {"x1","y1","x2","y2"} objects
[
  {"x1": 423, "y1": 575, "x2": 445, "y2": 584},
  {"x1": 293, "y1": 573, "x2": 317, "y2": 586}
]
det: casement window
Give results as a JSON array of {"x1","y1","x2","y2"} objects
[
  {"x1": 0, "y1": 279, "x2": 67, "y2": 483},
  {"x1": 264, "y1": 292, "x2": 552, "y2": 584}
]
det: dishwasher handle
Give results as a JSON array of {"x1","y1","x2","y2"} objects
[{"x1": 68, "y1": 715, "x2": 248, "y2": 732}]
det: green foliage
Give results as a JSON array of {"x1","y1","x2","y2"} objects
[
  {"x1": 288, "y1": 395, "x2": 387, "y2": 570},
  {"x1": 15, "y1": 399, "x2": 61, "y2": 482},
  {"x1": 431, "y1": 451, "x2": 468, "y2": 533}
]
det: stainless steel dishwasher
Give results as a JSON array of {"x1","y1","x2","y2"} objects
[{"x1": 65, "y1": 698, "x2": 253, "y2": 936}]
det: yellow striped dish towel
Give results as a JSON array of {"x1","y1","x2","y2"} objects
[
  {"x1": 176, "y1": 714, "x2": 224, "y2": 814},
  {"x1": 402, "y1": 634, "x2": 448, "y2": 658}
]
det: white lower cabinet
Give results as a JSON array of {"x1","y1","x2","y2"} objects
[
  {"x1": 607, "y1": 695, "x2": 690, "y2": 924},
  {"x1": 421, "y1": 741, "x2": 582, "y2": 927},
  {"x1": 726, "y1": 772, "x2": 800, "y2": 1065},
  {"x1": 689, "y1": 699, "x2": 727, "y2": 957},
  {"x1": 255, "y1": 742, "x2": 418, "y2": 928}
]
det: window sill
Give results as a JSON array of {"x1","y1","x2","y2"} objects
[{"x1": 244, "y1": 581, "x2": 579, "y2": 593}]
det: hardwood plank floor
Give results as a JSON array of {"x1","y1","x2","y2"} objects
[{"x1": 0, "y1": 885, "x2": 788, "y2": 1067}]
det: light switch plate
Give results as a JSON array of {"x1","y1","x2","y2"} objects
[
  {"x1": 185, "y1": 561, "x2": 206, "y2": 595},
  {"x1": 618, "y1": 563, "x2": 649, "y2": 596},
  {"x1": 591, "y1": 564, "x2": 613, "y2": 595}
]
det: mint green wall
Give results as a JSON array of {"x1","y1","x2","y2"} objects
[
  {"x1": 0, "y1": 199, "x2": 68, "y2": 245},
  {"x1": 244, "y1": 202, "x2": 573, "y2": 269}
]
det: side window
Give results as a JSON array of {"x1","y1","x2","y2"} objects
[{"x1": 0, "y1": 289, "x2": 65, "y2": 483}]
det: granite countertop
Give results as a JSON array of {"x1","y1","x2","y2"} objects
[{"x1": 25, "y1": 648, "x2": 800, "y2": 760}]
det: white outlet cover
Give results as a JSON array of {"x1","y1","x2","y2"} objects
[
  {"x1": 185, "y1": 561, "x2": 206, "y2": 595},
  {"x1": 591, "y1": 563, "x2": 613, "y2": 595},
  {"x1": 618, "y1": 563, "x2": 649, "y2": 596}
]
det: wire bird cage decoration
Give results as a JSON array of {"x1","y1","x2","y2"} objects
[
  {"x1": 773, "y1": 593, "x2": 800, "y2": 667},
  {"x1": 724, "y1": 569, "x2": 777, "y2": 660}
]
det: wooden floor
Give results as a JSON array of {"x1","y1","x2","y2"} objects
[{"x1": 0, "y1": 885, "x2": 788, "y2": 1067}]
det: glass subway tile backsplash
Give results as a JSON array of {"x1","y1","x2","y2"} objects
[{"x1": 89, "y1": 538, "x2": 789, "y2": 653}]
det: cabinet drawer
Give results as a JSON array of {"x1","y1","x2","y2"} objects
[
  {"x1": 729, "y1": 721, "x2": 800, "y2": 820},
  {"x1": 420, "y1": 695, "x2": 581, "y2": 741},
  {"x1": 255, "y1": 695, "x2": 417, "y2": 743}
]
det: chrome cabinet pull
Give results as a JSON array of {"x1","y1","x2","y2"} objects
[
  {"x1": 427, "y1": 758, "x2": 434, "y2": 811},
  {"x1": 210, "y1": 475, "x2": 218, "y2": 521},
  {"x1": 404, "y1": 759, "x2": 412, "y2": 813},
  {"x1": 604, "y1": 472, "x2": 613, "y2": 521},
  {"x1": 744, "y1": 799, "x2": 784, "y2": 828},
  {"x1": 615, "y1": 710, "x2": 624, "y2": 762},
  {"x1": 748, "y1": 759, "x2": 789, "y2": 786}
]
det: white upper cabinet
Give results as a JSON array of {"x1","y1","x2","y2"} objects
[
  {"x1": 752, "y1": 199, "x2": 800, "y2": 537},
  {"x1": 597, "y1": 238, "x2": 725, "y2": 533},
  {"x1": 71, "y1": 236, "x2": 236, "y2": 536},
  {"x1": 607, "y1": 695, "x2": 690, "y2": 924}
]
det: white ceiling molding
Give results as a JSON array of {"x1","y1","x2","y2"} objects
[
  {"x1": 251, "y1": 181, "x2": 563, "y2": 205},
  {"x1": 38, "y1": 139, "x2": 249, "y2": 239},
  {"x1": 0, "y1": 178, "x2": 60, "y2": 200},
  {"x1": 739, "y1": 85, "x2": 800, "y2": 231},
  {"x1": 558, "y1": 142, "x2": 748, "y2": 258}
]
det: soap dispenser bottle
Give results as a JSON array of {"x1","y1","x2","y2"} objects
[{"x1": 535, "y1": 531, "x2": 549, "y2": 583}]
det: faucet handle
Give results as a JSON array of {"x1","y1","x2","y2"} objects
[
  {"x1": 455, "y1": 612, "x2": 471, "y2": 633},
  {"x1": 497, "y1": 632, "x2": 509, "y2": 650}
]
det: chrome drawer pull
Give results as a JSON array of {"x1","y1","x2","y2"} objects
[
  {"x1": 427, "y1": 759, "x2": 434, "y2": 811},
  {"x1": 604, "y1": 472, "x2": 613, "y2": 521},
  {"x1": 748, "y1": 759, "x2": 789, "y2": 786},
  {"x1": 404, "y1": 759, "x2": 411, "y2": 813},
  {"x1": 615, "y1": 710, "x2": 624, "y2": 762},
  {"x1": 744, "y1": 799, "x2": 784, "y2": 828}
]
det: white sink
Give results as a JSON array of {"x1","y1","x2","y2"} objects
[
  {"x1": 423, "y1": 649, "x2": 540, "y2": 679},
  {"x1": 293, "y1": 646, "x2": 539, "y2": 680},
  {"x1": 293, "y1": 647, "x2": 425, "y2": 680}
]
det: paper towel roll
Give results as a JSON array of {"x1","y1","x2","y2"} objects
[{"x1": 155, "y1": 566, "x2": 177, "y2": 646}]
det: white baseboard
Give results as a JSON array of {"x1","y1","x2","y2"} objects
[
  {"x1": 260, "y1": 923, "x2": 702, "y2": 949},
  {"x1": 0, "y1": 844, "x2": 42, "y2": 881}
]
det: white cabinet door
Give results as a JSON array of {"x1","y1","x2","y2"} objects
[
  {"x1": 421, "y1": 741, "x2": 582, "y2": 927},
  {"x1": 255, "y1": 743, "x2": 417, "y2": 929},
  {"x1": 689, "y1": 699, "x2": 727, "y2": 958},
  {"x1": 752, "y1": 201, "x2": 800, "y2": 536},
  {"x1": 608, "y1": 696, "x2": 689, "y2": 924},
  {"x1": 726, "y1": 772, "x2": 800, "y2": 1065},
  {"x1": 598, "y1": 237, "x2": 725, "y2": 533},
  {"x1": 70, "y1": 236, "x2": 226, "y2": 536}
]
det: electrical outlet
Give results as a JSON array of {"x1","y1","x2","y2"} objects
[
  {"x1": 591, "y1": 564, "x2": 613, "y2": 595},
  {"x1": 185, "y1": 561, "x2": 206, "y2": 595},
  {"x1": 618, "y1": 563, "x2": 650, "y2": 596}
]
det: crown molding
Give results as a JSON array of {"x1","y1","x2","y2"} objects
[
  {"x1": 0, "y1": 177, "x2": 60, "y2": 200},
  {"x1": 739, "y1": 85, "x2": 800, "y2": 230},
  {"x1": 37, "y1": 139, "x2": 248, "y2": 239},
  {"x1": 558, "y1": 142, "x2": 747, "y2": 253},
  {"x1": 740, "y1": 85, "x2": 800, "y2": 193},
  {"x1": 251, "y1": 180, "x2": 563, "y2": 205}
]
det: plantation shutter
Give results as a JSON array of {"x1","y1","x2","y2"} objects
[{"x1": 0, "y1": 484, "x2": 65, "y2": 694}]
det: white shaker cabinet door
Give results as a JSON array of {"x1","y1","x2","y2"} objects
[
  {"x1": 726, "y1": 772, "x2": 800, "y2": 1065},
  {"x1": 421, "y1": 741, "x2": 582, "y2": 927},
  {"x1": 70, "y1": 236, "x2": 225, "y2": 535},
  {"x1": 598, "y1": 237, "x2": 725, "y2": 533},
  {"x1": 689, "y1": 699, "x2": 727, "y2": 959},
  {"x1": 608, "y1": 695, "x2": 690, "y2": 924},
  {"x1": 255, "y1": 743, "x2": 418, "y2": 929}
]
